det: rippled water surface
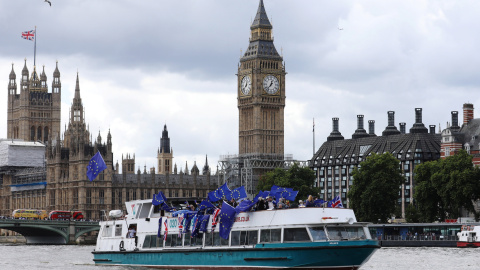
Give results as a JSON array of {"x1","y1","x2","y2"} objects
[{"x1": 1, "y1": 244, "x2": 479, "y2": 270}]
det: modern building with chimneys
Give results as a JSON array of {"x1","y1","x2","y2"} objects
[{"x1": 310, "y1": 108, "x2": 441, "y2": 217}]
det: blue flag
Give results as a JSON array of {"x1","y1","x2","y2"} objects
[
  {"x1": 199, "y1": 215, "x2": 210, "y2": 233},
  {"x1": 152, "y1": 191, "x2": 167, "y2": 206},
  {"x1": 183, "y1": 212, "x2": 197, "y2": 233},
  {"x1": 219, "y1": 201, "x2": 237, "y2": 239},
  {"x1": 253, "y1": 190, "x2": 264, "y2": 203},
  {"x1": 86, "y1": 151, "x2": 107, "y2": 181},
  {"x1": 279, "y1": 189, "x2": 298, "y2": 201},
  {"x1": 208, "y1": 183, "x2": 232, "y2": 202},
  {"x1": 198, "y1": 200, "x2": 216, "y2": 211},
  {"x1": 314, "y1": 199, "x2": 326, "y2": 207},
  {"x1": 270, "y1": 185, "x2": 281, "y2": 198},
  {"x1": 191, "y1": 214, "x2": 203, "y2": 237},
  {"x1": 235, "y1": 199, "x2": 256, "y2": 213},
  {"x1": 227, "y1": 186, "x2": 247, "y2": 201}
]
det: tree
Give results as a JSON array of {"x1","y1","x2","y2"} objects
[
  {"x1": 256, "y1": 163, "x2": 317, "y2": 202},
  {"x1": 414, "y1": 149, "x2": 480, "y2": 221},
  {"x1": 348, "y1": 153, "x2": 404, "y2": 223}
]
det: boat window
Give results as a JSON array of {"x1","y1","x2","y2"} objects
[
  {"x1": 326, "y1": 226, "x2": 366, "y2": 240},
  {"x1": 231, "y1": 230, "x2": 258, "y2": 246},
  {"x1": 143, "y1": 235, "x2": 151, "y2": 248},
  {"x1": 115, "y1": 224, "x2": 122, "y2": 236},
  {"x1": 102, "y1": 225, "x2": 112, "y2": 237},
  {"x1": 283, "y1": 228, "x2": 311, "y2": 242},
  {"x1": 206, "y1": 232, "x2": 229, "y2": 247},
  {"x1": 138, "y1": 203, "x2": 151, "y2": 219},
  {"x1": 308, "y1": 227, "x2": 328, "y2": 241},
  {"x1": 184, "y1": 232, "x2": 203, "y2": 247},
  {"x1": 260, "y1": 229, "x2": 281, "y2": 243},
  {"x1": 346, "y1": 227, "x2": 367, "y2": 240},
  {"x1": 326, "y1": 226, "x2": 349, "y2": 240},
  {"x1": 151, "y1": 205, "x2": 161, "y2": 218},
  {"x1": 164, "y1": 234, "x2": 181, "y2": 247},
  {"x1": 150, "y1": 235, "x2": 160, "y2": 248}
]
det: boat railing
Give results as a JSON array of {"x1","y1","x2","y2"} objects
[{"x1": 378, "y1": 234, "x2": 458, "y2": 241}]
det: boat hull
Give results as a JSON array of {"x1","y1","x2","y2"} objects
[
  {"x1": 457, "y1": 241, "x2": 480, "y2": 248},
  {"x1": 93, "y1": 240, "x2": 379, "y2": 269}
]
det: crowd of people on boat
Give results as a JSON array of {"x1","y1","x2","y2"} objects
[{"x1": 179, "y1": 194, "x2": 326, "y2": 213}]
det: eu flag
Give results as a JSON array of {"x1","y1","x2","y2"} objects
[
  {"x1": 235, "y1": 199, "x2": 256, "y2": 213},
  {"x1": 152, "y1": 191, "x2": 167, "y2": 206},
  {"x1": 86, "y1": 151, "x2": 107, "y2": 181},
  {"x1": 208, "y1": 183, "x2": 232, "y2": 202},
  {"x1": 219, "y1": 201, "x2": 237, "y2": 239},
  {"x1": 198, "y1": 200, "x2": 216, "y2": 211},
  {"x1": 199, "y1": 215, "x2": 210, "y2": 233},
  {"x1": 226, "y1": 186, "x2": 247, "y2": 201}
]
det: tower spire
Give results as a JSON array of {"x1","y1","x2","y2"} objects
[{"x1": 251, "y1": 0, "x2": 272, "y2": 29}]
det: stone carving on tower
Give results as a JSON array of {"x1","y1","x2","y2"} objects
[
  {"x1": 7, "y1": 60, "x2": 61, "y2": 143},
  {"x1": 238, "y1": 0, "x2": 286, "y2": 156}
]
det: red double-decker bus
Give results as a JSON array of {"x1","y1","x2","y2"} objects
[{"x1": 48, "y1": 211, "x2": 84, "y2": 220}]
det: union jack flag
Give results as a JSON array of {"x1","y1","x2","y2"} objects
[
  {"x1": 21, "y1": 30, "x2": 35, "y2": 41},
  {"x1": 211, "y1": 208, "x2": 221, "y2": 232},
  {"x1": 328, "y1": 195, "x2": 344, "y2": 208},
  {"x1": 163, "y1": 219, "x2": 168, "y2": 241}
]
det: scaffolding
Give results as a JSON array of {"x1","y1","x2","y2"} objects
[{"x1": 217, "y1": 153, "x2": 309, "y2": 197}]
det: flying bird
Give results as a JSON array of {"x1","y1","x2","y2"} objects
[
  {"x1": 338, "y1": 27, "x2": 343, "y2": 30},
  {"x1": 45, "y1": 0, "x2": 51, "y2": 6}
]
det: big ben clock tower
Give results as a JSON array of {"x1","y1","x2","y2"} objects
[{"x1": 238, "y1": 0, "x2": 286, "y2": 156}]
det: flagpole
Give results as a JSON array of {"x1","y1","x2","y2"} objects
[
  {"x1": 34, "y1": 26, "x2": 37, "y2": 68},
  {"x1": 313, "y1": 118, "x2": 315, "y2": 155}
]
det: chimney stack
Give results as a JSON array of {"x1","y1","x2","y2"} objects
[
  {"x1": 399, "y1": 122, "x2": 406, "y2": 134},
  {"x1": 382, "y1": 111, "x2": 401, "y2": 136},
  {"x1": 327, "y1": 117, "x2": 344, "y2": 142},
  {"x1": 409, "y1": 108, "x2": 428, "y2": 134},
  {"x1": 451, "y1": 111, "x2": 460, "y2": 132},
  {"x1": 429, "y1": 125, "x2": 436, "y2": 134},
  {"x1": 368, "y1": 120, "x2": 376, "y2": 136},
  {"x1": 352, "y1": 115, "x2": 369, "y2": 139},
  {"x1": 463, "y1": 103, "x2": 474, "y2": 125}
]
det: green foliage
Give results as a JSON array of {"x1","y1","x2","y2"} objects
[
  {"x1": 256, "y1": 163, "x2": 318, "y2": 202},
  {"x1": 405, "y1": 203, "x2": 420, "y2": 223},
  {"x1": 414, "y1": 150, "x2": 480, "y2": 222},
  {"x1": 348, "y1": 152, "x2": 404, "y2": 223}
]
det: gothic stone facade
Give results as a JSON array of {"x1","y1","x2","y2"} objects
[{"x1": 238, "y1": 0, "x2": 285, "y2": 156}]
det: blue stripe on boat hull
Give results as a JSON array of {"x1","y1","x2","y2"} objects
[{"x1": 93, "y1": 240, "x2": 379, "y2": 269}]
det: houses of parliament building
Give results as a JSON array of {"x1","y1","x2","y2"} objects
[
  {"x1": 0, "y1": 0, "x2": 287, "y2": 220},
  {"x1": 0, "y1": 60, "x2": 216, "y2": 219}
]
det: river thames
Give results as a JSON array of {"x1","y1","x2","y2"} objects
[{"x1": 0, "y1": 244, "x2": 479, "y2": 269}]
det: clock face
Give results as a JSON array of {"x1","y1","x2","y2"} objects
[
  {"x1": 241, "y1": 75, "x2": 251, "y2": 95},
  {"x1": 263, "y1": 75, "x2": 279, "y2": 94}
]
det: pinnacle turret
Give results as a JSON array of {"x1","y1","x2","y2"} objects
[
  {"x1": 9, "y1": 63, "x2": 16, "y2": 80},
  {"x1": 251, "y1": 0, "x2": 272, "y2": 30}
]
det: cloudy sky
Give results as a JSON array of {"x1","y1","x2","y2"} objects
[{"x1": 1, "y1": 0, "x2": 480, "y2": 173}]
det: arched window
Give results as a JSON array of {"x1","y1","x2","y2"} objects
[
  {"x1": 43, "y1": 127, "x2": 49, "y2": 142},
  {"x1": 37, "y1": 126, "x2": 42, "y2": 142},
  {"x1": 465, "y1": 143, "x2": 471, "y2": 154},
  {"x1": 30, "y1": 126, "x2": 35, "y2": 141}
]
